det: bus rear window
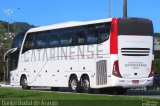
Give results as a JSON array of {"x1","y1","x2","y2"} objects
[{"x1": 118, "y1": 18, "x2": 153, "y2": 36}]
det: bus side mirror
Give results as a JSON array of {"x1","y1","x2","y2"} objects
[{"x1": 4, "y1": 48, "x2": 17, "y2": 61}]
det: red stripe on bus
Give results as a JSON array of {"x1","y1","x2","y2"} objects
[{"x1": 110, "y1": 18, "x2": 118, "y2": 54}]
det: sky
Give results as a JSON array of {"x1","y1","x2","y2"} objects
[{"x1": 0, "y1": 0, "x2": 160, "y2": 32}]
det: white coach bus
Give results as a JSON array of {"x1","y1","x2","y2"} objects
[{"x1": 6, "y1": 18, "x2": 154, "y2": 94}]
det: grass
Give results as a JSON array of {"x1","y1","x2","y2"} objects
[{"x1": 0, "y1": 88, "x2": 160, "y2": 106}]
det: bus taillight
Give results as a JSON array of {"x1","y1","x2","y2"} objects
[
  {"x1": 148, "y1": 60, "x2": 154, "y2": 77},
  {"x1": 113, "y1": 60, "x2": 122, "y2": 78}
]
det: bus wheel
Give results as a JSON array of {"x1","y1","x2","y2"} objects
[
  {"x1": 69, "y1": 75, "x2": 80, "y2": 93},
  {"x1": 81, "y1": 76, "x2": 92, "y2": 93},
  {"x1": 21, "y1": 76, "x2": 31, "y2": 90},
  {"x1": 51, "y1": 87, "x2": 59, "y2": 91}
]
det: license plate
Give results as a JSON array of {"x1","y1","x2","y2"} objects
[{"x1": 132, "y1": 80, "x2": 139, "y2": 84}]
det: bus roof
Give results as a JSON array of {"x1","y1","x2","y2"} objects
[{"x1": 27, "y1": 18, "x2": 112, "y2": 33}]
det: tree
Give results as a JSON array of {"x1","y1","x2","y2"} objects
[
  {"x1": 154, "y1": 32, "x2": 160, "y2": 37},
  {"x1": 155, "y1": 58, "x2": 160, "y2": 74},
  {"x1": 0, "y1": 20, "x2": 35, "y2": 81},
  {"x1": 0, "y1": 32, "x2": 13, "y2": 81}
]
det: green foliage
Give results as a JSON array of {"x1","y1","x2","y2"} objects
[
  {"x1": 10, "y1": 24, "x2": 21, "y2": 32},
  {"x1": 154, "y1": 32, "x2": 160, "y2": 74},
  {"x1": 0, "y1": 35, "x2": 13, "y2": 81},
  {"x1": 154, "y1": 32, "x2": 160, "y2": 37},
  {"x1": 155, "y1": 58, "x2": 160, "y2": 74},
  {"x1": 154, "y1": 51, "x2": 160, "y2": 58}
]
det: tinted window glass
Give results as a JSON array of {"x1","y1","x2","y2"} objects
[
  {"x1": 118, "y1": 18, "x2": 153, "y2": 35},
  {"x1": 47, "y1": 31, "x2": 60, "y2": 47},
  {"x1": 76, "y1": 27, "x2": 86, "y2": 45},
  {"x1": 22, "y1": 22, "x2": 111, "y2": 51},
  {"x1": 60, "y1": 30, "x2": 73, "y2": 46},
  {"x1": 85, "y1": 23, "x2": 111, "y2": 44},
  {"x1": 99, "y1": 23, "x2": 110, "y2": 43},
  {"x1": 86, "y1": 25, "x2": 98, "y2": 44},
  {"x1": 35, "y1": 32, "x2": 47, "y2": 48},
  {"x1": 9, "y1": 50, "x2": 20, "y2": 70},
  {"x1": 12, "y1": 31, "x2": 26, "y2": 48},
  {"x1": 22, "y1": 33, "x2": 35, "y2": 53}
]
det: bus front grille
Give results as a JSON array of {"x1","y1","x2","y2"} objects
[
  {"x1": 96, "y1": 60, "x2": 107, "y2": 85},
  {"x1": 121, "y1": 48, "x2": 150, "y2": 56}
]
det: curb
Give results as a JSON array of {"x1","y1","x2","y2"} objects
[{"x1": 0, "y1": 84, "x2": 21, "y2": 88}]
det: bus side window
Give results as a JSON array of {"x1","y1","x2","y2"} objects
[
  {"x1": 47, "y1": 31, "x2": 60, "y2": 48},
  {"x1": 99, "y1": 24, "x2": 110, "y2": 43},
  {"x1": 35, "y1": 32, "x2": 47, "y2": 49},
  {"x1": 86, "y1": 25, "x2": 98, "y2": 44},
  {"x1": 60, "y1": 30, "x2": 73, "y2": 47},
  {"x1": 77, "y1": 32, "x2": 85, "y2": 45},
  {"x1": 76, "y1": 30, "x2": 85, "y2": 45},
  {"x1": 22, "y1": 33, "x2": 35, "y2": 53}
]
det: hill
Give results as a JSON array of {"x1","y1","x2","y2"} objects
[
  {"x1": 12, "y1": 22, "x2": 35, "y2": 31},
  {"x1": 0, "y1": 20, "x2": 35, "y2": 34}
]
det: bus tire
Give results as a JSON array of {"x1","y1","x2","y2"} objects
[
  {"x1": 69, "y1": 75, "x2": 80, "y2": 93},
  {"x1": 81, "y1": 76, "x2": 92, "y2": 93},
  {"x1": 20, "y1": 75, "x2": 31, "y2": 90}
]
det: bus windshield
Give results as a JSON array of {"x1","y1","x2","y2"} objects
[
  {"x1": 118, "y1": 18, "x2": 153, "y2": 36},
  {"x1": 12, "y1": 31, "x2": 27, "y2": 48},
  {"x1": 9, "y1": 31, "x2": 26, "y2": 71}
]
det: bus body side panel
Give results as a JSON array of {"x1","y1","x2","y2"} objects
[
  {"x1": 18, "y1": 49, "x2": 51, "y2": 87},
  {"x1": 19, "y1": 48, "x2": 78, "y2": 87},
  {"x1": 10, "y1": 70, "x2": 21, "y2": 86},
  {"x1": 89, "y1": 41, "x2": 111, "y2": 88}
]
